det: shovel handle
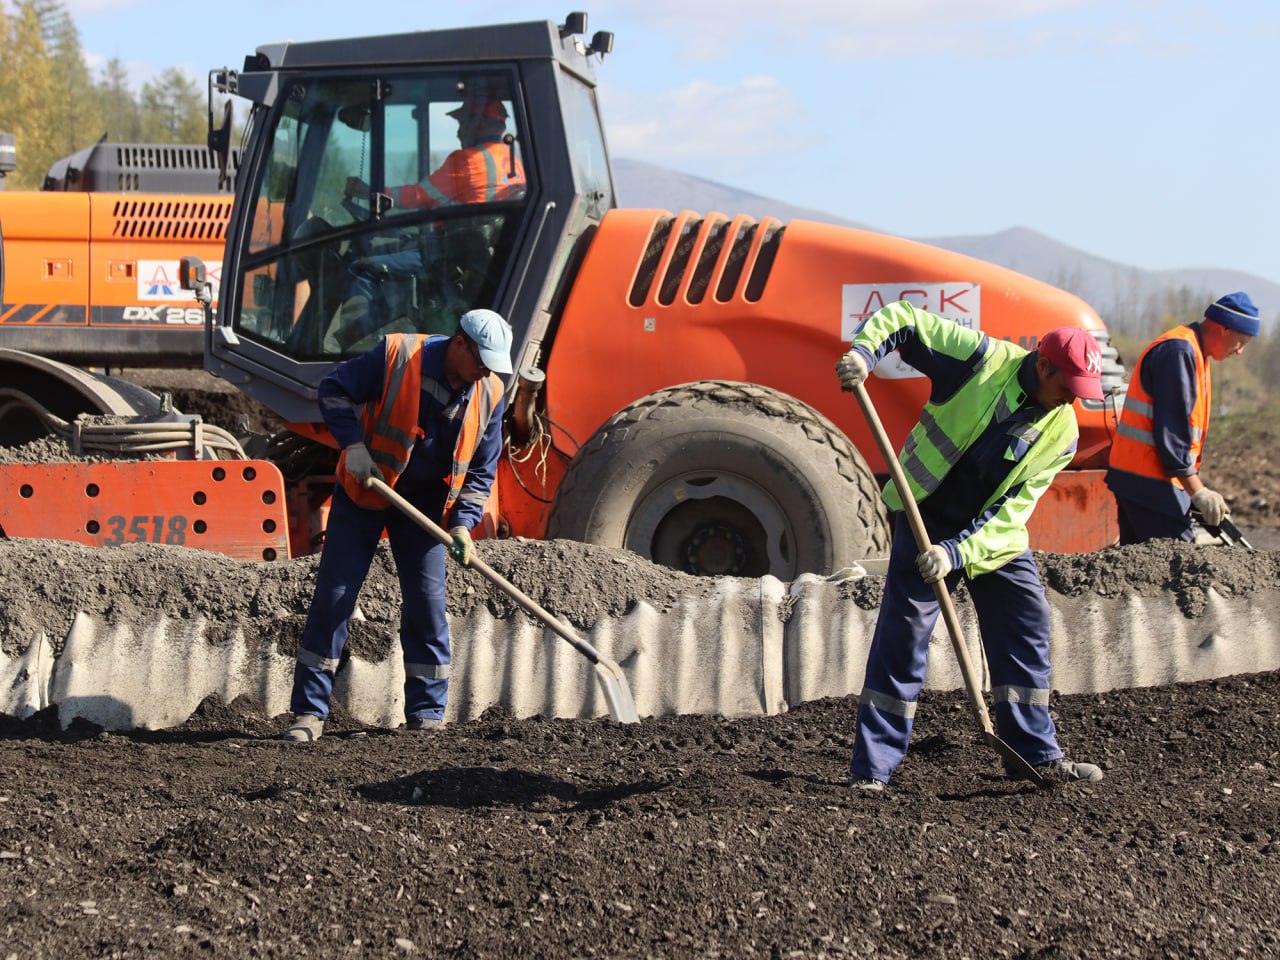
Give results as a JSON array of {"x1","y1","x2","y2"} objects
[
  {"x1": 852, "y1": 384, "x2": 993, "y2": 733},
  {"x1": 363, "y1": 476, "x2": 603, "y2": 665}
]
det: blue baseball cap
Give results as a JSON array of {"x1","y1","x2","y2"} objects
[{"x1": 459, "y1": 309, "x2": 514, "y2": 374}]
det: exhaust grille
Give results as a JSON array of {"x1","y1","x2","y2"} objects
[
  {"x1": 629, "y1": 215, "x2": 786, "y2": 307},
  {"x1": 110, "y1": 198, "x2": 233, "y2": 241}
]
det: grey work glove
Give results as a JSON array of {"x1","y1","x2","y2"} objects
[
  {"x1": 344, "y1": 442, "x2": 377, "y2": 483},
  {"x1": 916, "y1": 545, "x2": 952, "y2": 584},
  {"x1": 836, "y1": 350, "x2": 869, "y2": 392},
  {"x1": 1191, "y1": 486, "x2": 1229, "y2": 527},
  {"x1": 449, "y1": 526, "x2": 473, "y2": 566}
]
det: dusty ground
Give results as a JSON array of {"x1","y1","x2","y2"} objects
[
  {"x1": 1, "y1": 374, "x2": 1278, "y2": 957},
  {"x1": 1, "y1": 663, "x2": 1277, "y2": 958}
]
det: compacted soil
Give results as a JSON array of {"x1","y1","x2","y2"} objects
[{"x1": 1, "y1": 673, "x2": 1278, "y2": 959}]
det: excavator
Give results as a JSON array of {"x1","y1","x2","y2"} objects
[{"x1": 0, "y1": 12, "x2": 1128, "y2": 577}]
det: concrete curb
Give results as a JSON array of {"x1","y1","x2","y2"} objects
[{"x1": 3, "y1": 573, "x2": 1279, "y2": 731}]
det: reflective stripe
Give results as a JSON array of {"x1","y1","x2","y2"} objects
[
  {"x1": 456, "y1": 489, "x2": 489, "y2": 505},
  {"x1": 993, "y1": 391, "x2": 1015, "y2": 424},
  {"x1": 443, "y1": 374, "x2": 501, "y2": 511},
  {"x1": 416, "y1": 179, "x2": 453, "y2": 206},
  {"x1": 1123, "y1": 396, "x2": 1154, "y2": 418},
  {"x1": 1116, "y1": 421, "x2": 1154, "y2": 447},
  {"x1": 1189, "y1": 425, "x2": 1203, "y2": 442},
  {"x1": 1009, "y1": 421, "x2": 1041, "y2": 445},
  {"x1": 479, "y1": 148, "x2": 499, "y2": 201},
  {"x1": 405, "y1": 662, "x2": 451, "y2": 679},
  {"x1": 859, "y1": 687, "x2": 917, "y2": 719},
  {"x1": 297, "y1": 648, "x2": 341, "y2": 673},
  {"x1": 320, "y1": 394, "x2": 356, "y2": 414},
  {"x1": 377, "y1": 344, "x2": 421, "y2": 459},
  {"x1": 918, "y1": 408, "x2": 961, "y2": 464},
  {"x1": 422, "y1": 378, "x2": 452, "y2": 406},
  {"x1": 992, "y1": 684, "x2": 1051, "y2": 707},
  {"x1": 902, "y1": 444, "x2": 939, "y2": 496}
]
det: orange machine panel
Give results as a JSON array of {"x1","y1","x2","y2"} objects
[
  {"x1": 548, "y1": 210, "x2": 1115, "y2": 477},
  {"x1": 0, "y1": 460, "x2": 291, "y2": 562},
  {"x1": 0, "y1": 192, "x2": 91, "y2": 324},
  {"x1": 1025, "y1": 468, "x2": 1119, "y2": 554}
]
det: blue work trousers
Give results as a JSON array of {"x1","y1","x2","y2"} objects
[
  {"x1": 290, "y1": 486, "x2": 451, "y2": 722},
  {"x1": 1116, "y1": 496, "x2": 1194, "y2": 545},
  {"x1": 850, "y1": 520, "x2": 1062, "y2": 784}
]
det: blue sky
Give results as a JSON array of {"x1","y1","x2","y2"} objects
[{"x1": 63, "y1": 0, "x2": 1279, "y2": 286}]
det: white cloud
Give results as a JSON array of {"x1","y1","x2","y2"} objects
[
  {"x1": 602, "y1": 74, "x2": 813, "y2": 167},
  {"x1": 60, "y1": 0, "x2": 144, "y2": 14}
]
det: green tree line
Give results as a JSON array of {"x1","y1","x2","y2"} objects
[{"x1": 0, "y1": 0, "x2": 205, "y2": 189}]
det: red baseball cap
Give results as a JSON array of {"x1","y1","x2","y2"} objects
[{"x1": 1038, "y1": 327, "x2": 1103, "y2": 401}]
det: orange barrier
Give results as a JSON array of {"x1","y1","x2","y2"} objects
[{"x1": 0, "y1": 459, "x2": 290, "y2": 561}]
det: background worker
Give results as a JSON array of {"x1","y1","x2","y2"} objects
[
  {"x1": 283, "y1": 309, "x2": 513, "y2": 742},
  {"x1": 345, "y1": 94, "x2": 526, "y2": 209},
  {"x1": 1105, "y1": 291, "x2": 1260, "y2": 544},
  {"x1": 835, "y1": 303, "x2": 1105, "y2": 791}
]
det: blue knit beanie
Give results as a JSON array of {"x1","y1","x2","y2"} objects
[{"x1": 1204, "y1": 291, "x2": 1260, "y2": 337}]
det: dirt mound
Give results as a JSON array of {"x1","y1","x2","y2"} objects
[
  {"x1": 0, "y1": 535, "x2": 718, "y2": 660},
  {"x1": 119, "y1": 368, "x2": 284, "y2": 436}
]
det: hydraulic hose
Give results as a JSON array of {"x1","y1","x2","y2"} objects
[{"x1": 0, "y1": 387, "x2": 247, "y2": 460}]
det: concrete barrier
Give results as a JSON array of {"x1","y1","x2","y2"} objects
[{"x1": 3, "y1": 569, "x2": 1279, "y2": 731}]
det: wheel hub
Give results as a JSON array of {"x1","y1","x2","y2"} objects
[{"x1": 682, "y1": 523, "x2": 748, "y2": 576}]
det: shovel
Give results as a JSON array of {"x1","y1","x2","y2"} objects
[
  {"x1": 852, "y1": 383, "x2": 1048, "y2": 787},
  {"x1": 364, "y1": 476, "x2": 640, "y2": 724},
  {"x1": 1196, "y1": 512, "x2": 1255, "y2": 551}
]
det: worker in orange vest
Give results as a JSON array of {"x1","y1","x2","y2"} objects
[
  {"x1": 283, "y1": 309, "x2": 513, "y2": 742},
  {"x1": 1105, "y1": 292, "x2": 1260, "y2": 544},
  {"x1": 345, "y1": 94, "x2": 526, "y2": 209}
]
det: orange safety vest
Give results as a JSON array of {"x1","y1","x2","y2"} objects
[
  {"x1": 337, "y1": 334, "x2": 504, "y2": 518},
  {"x1": 395, "y1": 142, "x2": 526, "y2": 208},
  {"x1": 1108, "y1": 325, "x2": 1211, "y2": 488}
]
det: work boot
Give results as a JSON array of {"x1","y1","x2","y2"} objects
[
  {"x1": 851, "y1": 777, "x2": 886, "y2": 793},
  {"x1": 1031, "y1": 758, "x2": 1103, "y2": 784},
  {"x1": 281, "y1": 714, "x2": 324, "y2": 742},
  {"x1": 403, "y1": 717, "x2": 442, "y2": 733}
]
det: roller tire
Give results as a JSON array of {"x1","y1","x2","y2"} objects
[{"x1": 546, "y1": 380, "x2": 890, "y2": 579}]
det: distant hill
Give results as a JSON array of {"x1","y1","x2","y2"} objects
[{"x1": 613, "y1": 158, "x2": 1279, "y2": 334}]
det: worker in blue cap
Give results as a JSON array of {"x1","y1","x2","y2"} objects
[
  {"x1": 284, "y1": 309, "x2": 514, "y2": 741},
  {"x1": 1106, "y1": 292, "x2": 1261, "y2": 544}
]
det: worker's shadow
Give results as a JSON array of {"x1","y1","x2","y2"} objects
[{"x1": 359, "y1": 766, "x2": 665, "y2": 812}]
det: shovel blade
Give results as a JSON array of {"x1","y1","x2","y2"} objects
[
  {"x1": 594, "y1": 659, "x2": 640, "y2": 724},
  {"x1": 983, "y1": 732, "x2": 1050, "y2": 788}
]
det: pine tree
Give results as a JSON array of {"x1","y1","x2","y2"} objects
[
  {"x1": 44, "y1": 3, "x2": 96, "y2": 156},
  {"x1": 96, "y1": 58, "x2": 144, "y2": 142},
  {"x1": 0, "y1": 1, "x2": 58, "y2": 188},
  {"x1": 140, "y1": 67, "x2": 206, "y2": 143}
]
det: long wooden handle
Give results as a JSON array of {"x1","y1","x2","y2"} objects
[
  {"x1": 365, "y1": 477, "x2": 603, "y2": 665},
  {"x1": 852, "y1": 383, "x2": 995, "y2": 735}
]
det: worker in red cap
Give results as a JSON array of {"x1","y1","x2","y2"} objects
[
  {"x1": 346, "y1": 93, "x2": 526, "y2": 208},
  {"x1": 835, "y1": 301, "x2": 1105, "y2": 791},
  {"x1": 1106, "y1": 291, "x2": 1260, "y2": 544}
]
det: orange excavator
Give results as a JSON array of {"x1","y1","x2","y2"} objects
[{"x1": 0, "y1": 12, "x2": 1127, "y2": 577}]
